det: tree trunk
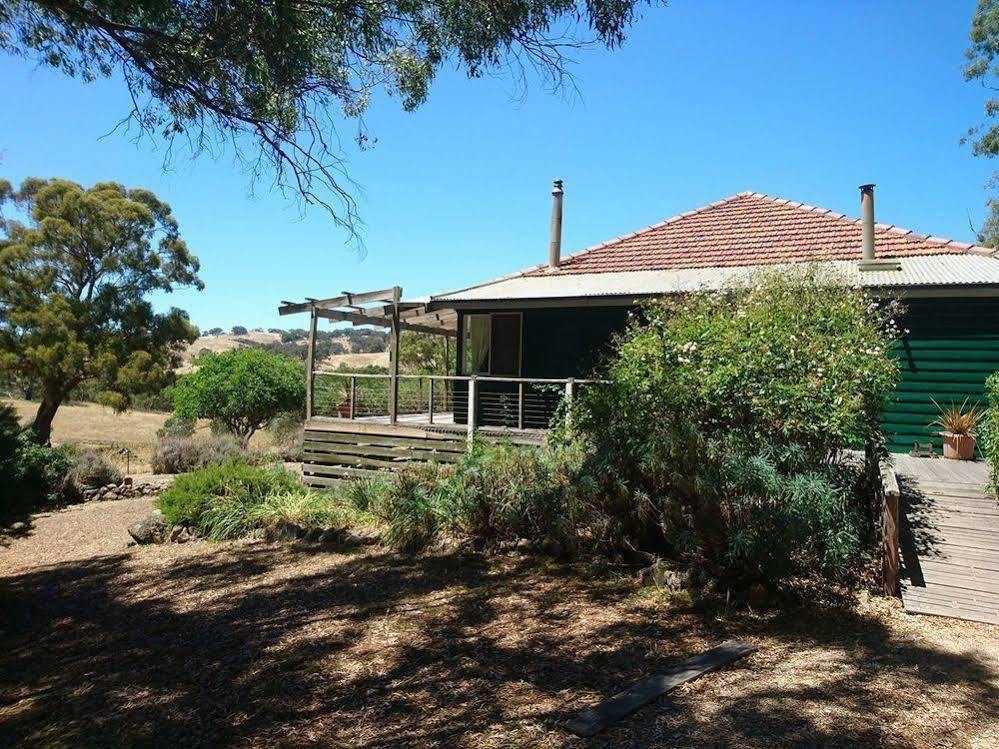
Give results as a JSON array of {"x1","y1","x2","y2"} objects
[{"x1": 30, "y1": 389, "x2": 63, "y2": 444}]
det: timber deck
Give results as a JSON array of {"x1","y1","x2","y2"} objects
[
  {"x1": 895, "y1": 453, "x2": 999, "y2": 625},
  {"x1": 301, "y1": 418, "x2": 545, "y2": 487}
]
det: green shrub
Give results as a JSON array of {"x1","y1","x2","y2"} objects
[
  {"x1": 156, "y1": 459, "x2": 303, "y2": 537},
  {"x1": 171, "y1": 348, "x2": 305, "y2": 445},
  {"x1": 150, "y1": 434, "x2": 244, "y2": 474},
  {"x1": 156, "y1": 414, "x2": 196, "y2": 439},
  {"x1": 575, "y1": 267, "x2": 900, "y2": 588},
  {"x1": 982, "y1": 373, "x2": 999, "y2": 494},
  {"x1": 1, "y1": 405, "x2": 73, "y2": 521},
  {"x1": 65, "y1": 449, "x2": 123, "y2": 494},
  {"x1": 357, "y1": 442, "x2": 594, "y2": 554},
  {"x1": 156, "y1": 459, "x2": 372, "y2": 540}
]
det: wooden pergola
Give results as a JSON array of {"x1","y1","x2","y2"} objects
[{"x1": 278, "y1": 287, "x2": 457, "y2": 423}]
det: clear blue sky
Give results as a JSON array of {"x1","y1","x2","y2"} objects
[{"x1": 0, "y1": 0, "x2": 992, "y2": 331}]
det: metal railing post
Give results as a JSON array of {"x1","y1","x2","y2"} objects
[
  {"x1": 428, "y1": 377, "x2": 434, "y2": 425},
  {"x1": 564, "y1": 377, "x2": 576, "y2": 430},
  {"x1": 467, "y1": 375, "x2": 477, "y2": 450},
  {"x1": 349, "y1": 376, "x2": 356, "y2": 420},
  {"x1": 517, "y1": 381, "x2": 525, "y2": 430}
]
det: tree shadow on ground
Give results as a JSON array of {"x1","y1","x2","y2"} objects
[{"x1": 1, "y1": 543, "x2": 996, "y2": 748}]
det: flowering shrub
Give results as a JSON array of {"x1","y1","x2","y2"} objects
[
  {"x1": 981, "y1": 373, "x2": 999, "y2": 494},
  {"x1": 575, "y1": 267, "x2": 900, "y2": 588}
]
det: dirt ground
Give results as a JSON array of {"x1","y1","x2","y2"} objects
[{"x1": 2, "y1": 500, "x2": 998, "y2": 748}]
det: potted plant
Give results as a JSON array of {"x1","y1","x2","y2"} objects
[{"x1": 931, "y1": 399, "x2": 985, "y2": 461}]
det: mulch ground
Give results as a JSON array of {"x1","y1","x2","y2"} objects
[{"x1": 1, "y1": 499, "x2": 998, "y2": 748}]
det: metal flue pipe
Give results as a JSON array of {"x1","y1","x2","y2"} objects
[
  {"x1": 860, "y1": 183, "x2": 876, "y2": 261},
  {"x1": 549, "y1": 179, "x2": 564, "y2": 269}
]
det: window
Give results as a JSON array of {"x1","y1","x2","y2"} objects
[{"x1": 462, "y1": 313, "x2": 521, "y2": 376}]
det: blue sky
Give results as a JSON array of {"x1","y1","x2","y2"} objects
[{"x1": 0, "y1": 1, "x2": 993, "y2": 330}]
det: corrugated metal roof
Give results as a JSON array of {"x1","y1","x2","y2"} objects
[{"x1": 431, "y1": 255, "x2": 999, "y2": 303}]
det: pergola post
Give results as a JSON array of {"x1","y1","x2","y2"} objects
[
  {"x1": 305, "y1": 306, "x2": 318, "y2": 419},
  {"x1": 388, "y1": 287, "x2": 402, "y2": 424}
]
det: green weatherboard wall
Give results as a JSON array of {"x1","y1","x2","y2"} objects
[
  {"x1": 882, "y1": 296, "x2": 999, "y2": 454},
  {"x1": 454, "y1": 297, "x2": 999, "y2": 454}
]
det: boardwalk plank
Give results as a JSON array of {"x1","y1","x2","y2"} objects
[
  {"x1": 898, "y1": 456, "x2": 999, "y2": 625},
  {"x1": 565, "y1": 641, "x2": 756, "y2": 738}
]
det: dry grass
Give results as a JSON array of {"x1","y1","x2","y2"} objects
[
  {"x1": 1, "y1": 499, "x2": 997, "y2": 748},
  {"x1": 321, "y1": 351, "x2": 389, "y2": 369},
  {"x1": 2, "y1": 399, "x2": 284, "y2": 474},
  {"x1": 4, "y1": 398, "x2": 169, "y2": 473}
]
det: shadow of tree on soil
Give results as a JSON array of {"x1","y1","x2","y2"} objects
[{"x1": 1, "y1": 544, "x2": 997, "y2": 748}]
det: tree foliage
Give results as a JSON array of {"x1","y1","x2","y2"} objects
[
  {"x1": 0, "y1": 1, "x2": 653, "y2": 229},
  {"x1": 965, "y1": 0, "x2": 999, "y2": 245},
  {"x1": 172, "y1": 348, "x2": 305, "y2": 444},
  {"x1": 399, "y1": 331, "x2": 454, "y2": 374},
  {"x1": 0, "y1": 177, "x2": 202, "y2": 441}
]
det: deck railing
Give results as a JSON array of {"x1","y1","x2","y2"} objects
[{"x1": 311, "y1": 371, "x2": 605, "y2": 433}]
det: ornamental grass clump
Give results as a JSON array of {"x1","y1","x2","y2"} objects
[
  {"x1": 356, "y1": 441, "x2": 595, "y2": 554},
  {"x1": 157, "y1": 459, "x2": 305, "y2": 539},
  {"x1": 575, "y1": 267, "x2": 900, "y2": 589}
]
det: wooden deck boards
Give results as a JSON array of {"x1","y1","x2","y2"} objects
[{"x1": 896, "y1": 454, "x2": 999, "y2": 625}]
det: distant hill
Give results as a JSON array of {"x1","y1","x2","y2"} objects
[{"x1": 182, "y1": 328, "x2": 389, "y2": 372}]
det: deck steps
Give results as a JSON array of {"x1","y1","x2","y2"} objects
[{"x1": 897, "y1": 456, "x2": 999, "y2": 625}]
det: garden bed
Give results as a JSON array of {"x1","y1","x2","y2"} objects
[{"x1": 1, "y1": 499, "x2": 998, "y2": 748}]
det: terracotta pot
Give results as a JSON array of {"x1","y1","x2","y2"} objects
[{"x1": 940, "y1": 431, "x2": 976, "y2": 461}]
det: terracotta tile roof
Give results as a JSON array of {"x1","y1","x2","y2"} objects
[{"x1": 526, "y1": 191, "x2": 993, "y2": 276}]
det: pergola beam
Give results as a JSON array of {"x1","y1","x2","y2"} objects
[
  {"x1": 278, "y1": 287, "x2": 398, "y2": 316},
  {"x1": 313, "y1": 307, "x2": 456, "y2": 338}
]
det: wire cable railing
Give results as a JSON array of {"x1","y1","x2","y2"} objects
[{"x1": 311, "y1": 371, "x2": 605, "y2": 432}]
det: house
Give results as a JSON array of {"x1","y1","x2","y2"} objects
[{"x1": 280, "y1": 184, "x2": 999, "y2": 483}]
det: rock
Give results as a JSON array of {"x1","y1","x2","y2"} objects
[
  {"x1": 318, "y1": 528, "x2": 345, "y2": 545},
  {"x1": 177, "y1": 527, "x2": 192, "y2": 543},
  {"x1": 123, "y1": 476, "x2": 133, "y2": 486},
  {"x1": 343, "y1": 529, "x2": 379, "y2": 546},
  {"x1": 540, "y1": 537, "x2": 566, "y2": 559},
  {"x1": 128, "y1": 510, "x2": 168, "y2": 544},
  {"x1": 515, "y1": 538, "x2": 534, "y2": 553},
  {"x1": 169, "y1": 525, "x2": 184, "y2": 542},
  {"x1": 304, "y1": 527, "x2": 323, "y2": 543},
  {"x1": 265, "y1": 522, "x2": 304, "y2": 542},
  {"x1": 11, "y1": 521, "x2": 27, "y2": 532},
  {"x1": 747, "y1": 583, "x2": 772, "y2": 610},
  {"x1": 639, "y1": 560, "x2": 691, "y2": 593}
]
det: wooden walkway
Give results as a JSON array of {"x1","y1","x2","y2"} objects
[{"x1": 894, "y1": 454, "x2": 999, "y2": 625}]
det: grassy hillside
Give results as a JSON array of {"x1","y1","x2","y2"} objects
[{"x1": 182, "y1": 330, "x2": 388, "y2": 372}]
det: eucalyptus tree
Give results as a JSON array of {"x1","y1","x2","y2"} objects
[
  {"x1": 0, "y1": 1, "x2": 653, "y2": 230},
  {"x1": 966, "y1": 0, "x2": 999, "y2": 245},
  {"x1": 0, "y1": 177, "x2": 202, "y2": 442}
]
